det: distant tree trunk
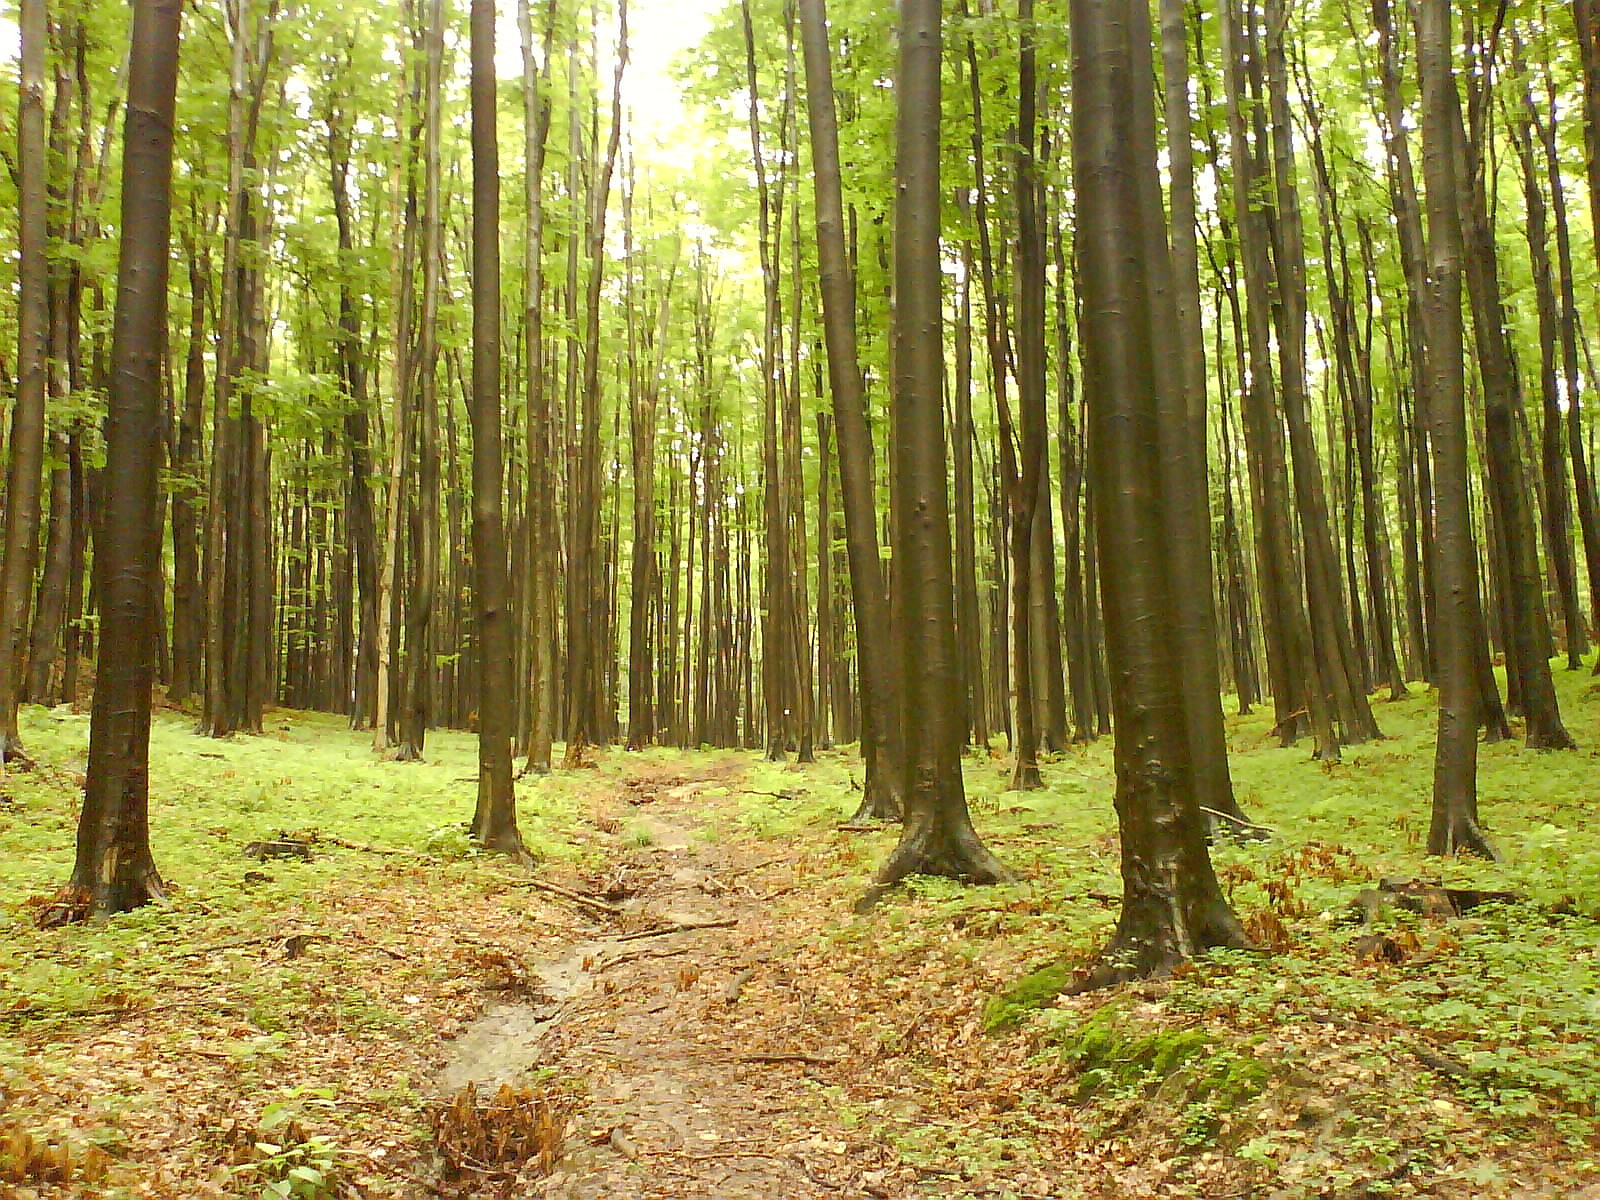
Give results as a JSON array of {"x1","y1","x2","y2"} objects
[
  {"x1": 1069, "y1": 0, "x2": 1247, "y2": 988},
  {"x1": 325, "y1": 105, "x2": 380, "y2": 728},
  {"x1": 797, "y1": 0, "x2": 901, "y2": 820},
  {"x1": 1510, "y1": 80, "x2": 1585, "y2": 670},
  {"x1": 56, "y1": 0, "x2": 182, "y2": 922},
  {"x1": 167, "y1": 227, "x2": 207, "y2": 706},
  {"x1": 0, "y1": 0, "x2": 52, "y2": 761},
  {"x1": 563, "y1": 0, "x2": 627, "y2": 766},
  {"x1": 519, "y1": 0, "x2": 557, "y2": 772},
  {"x1": 1261, "y1": 0, "x2": 1379, "y2": 748},
  {"x1": 1218, "y1": 0, "x2": 1333, "y2": 758},
  {"x1": 626, "y1": 219, "x2": 674, "y2": 751},
  {"x1": 952, "y1": 217, "x2": 987, "y2": 750},
  {"x1": 396, "y1": 0, "x2": 444, "y2": 761},
  {"x1": 465, "y1": 0, "x2": 524, "y2": 857},
  {"x1": 864, "y1": 0, "x2": 1011, "y2": 898},
  {"x1": 1417, "y1": 0, "x2": 1494, "y2": 859},
  {"x1": 1450, "y1": 45, "x2": 1572, "y2": 750},
  {"x1": 1008, "y1": 0, "x2": 1053, "y2": 782}
]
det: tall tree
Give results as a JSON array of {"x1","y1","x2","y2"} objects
[
  {"x1": 465, "y1": 0, "x2": 525, "y2": 857},
  {"x1": 1417, "y1": 0, "x2": 1493, "y2": 859},
  {"x1": 1068, "y1": 0, "x2": 1246, "y2": 987},
  {"x1": 49, "y1": 0, "x2": 183, "y2": 922},
  {"x1": 863, "y1": 0, "x2": 1011, "y2": 899},
  {"x1": 0, "y1": 0, "x2": 52, "y2": 762},
  {"x1": 797, "y1": 0, "x2": 901, "y2": 821}
]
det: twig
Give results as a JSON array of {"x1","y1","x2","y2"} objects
[
  {"x1": 736, "y1": 1052, "x2": 840, "y2": 1066},
  {"x1": 595, "y1": 946, "x2": 691, "y2": 972},
  {"x1": 612, "y1": 917, "x2": 736, "y2": 942},
  {"x1": 493, "y1": 875, "x2": 624, "y2": 917},
  {"x1": 1199, "y1": 806, "x2": 1276, "y2": 835},
  {"x1": 318, "y1": 832, "x2": 415, "y2": 856}
]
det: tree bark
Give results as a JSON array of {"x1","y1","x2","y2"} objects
[
  {"x1": 0, "y1": 0, "x2": 53, "y2": 761},
  {"x1": 466, "y1": 0, "x2": 524, "y2": 857},
  {"x1": 865, "y1": 0, "x2": 1011, "y2": 898},
  {"x1": 797, "y1": 0, "x2": 901, "y2": 820},
  {"x1": 1069, "y1": 0, "x2": 1247, "y2": 987},
  {"x1": 59, "y1": 0, "x2": 182, "y2": 921},
  {"x1": 1417, "y1": 0, "x2": 1494, "y2": 859}
]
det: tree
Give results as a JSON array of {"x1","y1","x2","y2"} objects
[
  {"x1": 0, "y1": 0, "x2": 53, "y2": 764},
  {"x1": 862, "y1": 0, "x2": 1011, "y2": 901},
  {"x1": 1068, "y1": 0, "x2": 1247, "y2": 985},
  {"x1": 1416, "y1": 0, "x2": 1493, "y2": 860},
  {"x1": 796, "y1": 0, "x2": 901, "y2": 821},
  {"x1": 464, "y1": 0, "x2": 525, "y2": 858},
  {"x1": 45, "y1": 0, "x2": 183, "y2": 924}
]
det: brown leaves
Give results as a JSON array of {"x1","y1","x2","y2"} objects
[
  {"x1": 429, "y1": 1082, "x2": 573, "y2": 1181},
  {"x1": 24, "y1": 885, "x2": 92, "y2": 930},
  {"x1": 0, "y1": 1124, "x2": 110, "y2": 1188}
]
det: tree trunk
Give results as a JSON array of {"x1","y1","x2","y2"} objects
[
  {"x1": 1068, "y1": 0, "x2": 1247, "y2": 988},
  {"x1": 1417, "y1": 0, "x2": 1494, "y2": 859},
  {"x1": 864, "y1": 0, "x2": 1011, "y2": 899},
  {"x1": 57, "y1": 0, "x2": 182, "y2": 922},
  {"x1": 0, "y1": 0, "x2": 53, "y2": 761},
  {"x1": 466, "y1": 0, "x2": 524, "y2": 857},
  {"x1": 797, "y1": 0, "x2": 901, "y2": 820}
]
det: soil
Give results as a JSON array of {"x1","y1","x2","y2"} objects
[{"x1": 432, "y1": 761, "x2": 907, "y2": 1199}]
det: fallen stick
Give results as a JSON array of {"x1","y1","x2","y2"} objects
[
  {"x1": 613, "y1": 917, "x2": 737, "y2": 942},
  {"x1": 723, "y1": 967, "x2": 754, "y2": 1005},
  {"x1": 317, "y1": 832, "x2": 415, "y2": 856},
  {"x1": 494, "y1": 875, "x2": 624, "y2": 917},
  {"x1": 736, "y1": 1052, "x2": 840, "y2": 1066}
]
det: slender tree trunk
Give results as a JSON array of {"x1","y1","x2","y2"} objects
[
  {"x1": 1417, "y1": 0, "x2": 1494, "y2": 858},
  {"x1": 1158, "y1": 0, "x2": 1254, "y2": 829},
  {"x1": 563, "y1": 1, "x2": 627, "y2": 766},
  {"x1": 0, "y1": 0, "x2": 53, "y2": 761},
  {"x1": 798, "y1": 0, "x2": 901, "y2": 819},
  {"x1": 466, "y1": 0, "x2": 524, "y2": 856},
  {"x1": 1450, "y1": 49, "x2": 1571, "y2": 749},
  {"x1": 1511, "y1": 83, "x2": 1585, "y2": 671}
]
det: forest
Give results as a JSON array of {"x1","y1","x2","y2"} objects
[{"x1": 3, "y1": 0, "x2": 1600, "y2": 1194}]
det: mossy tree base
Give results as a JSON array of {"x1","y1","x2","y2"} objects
[
  {"x1": 856, "y1": 808, "x2": 1016, "y2": 911},
  {"x1": 1067, "y1": 890, "x2": 1249, "y2": 995}
]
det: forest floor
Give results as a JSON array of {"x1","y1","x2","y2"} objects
[{"x1": 5, "y1": 671, "x2": 1600, "y2": 1199}]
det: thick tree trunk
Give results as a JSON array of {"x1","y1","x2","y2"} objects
[
  {"x1": 56, "y1": 0, "x2": 182, "y2": 922},
  {"x1": 1069, "y1": 0, "x2": 1247, "y2": 988},
  {"x1": 865, "y1": 0, "x2": 1010, "y2": 898}
]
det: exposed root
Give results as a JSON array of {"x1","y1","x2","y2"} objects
[{"x1": 1427, "y1": 817, "x2": 1498, "y2": 861}]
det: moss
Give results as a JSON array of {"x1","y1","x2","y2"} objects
[
  {"x1": 982, "y1": 960, "x2": 1076, "y2": 1032},
  {"x1": 1052, "y1": 1005, "x2": 1270, "y2": 1112}
]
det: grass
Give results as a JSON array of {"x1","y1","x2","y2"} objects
[{"x1": 3, "y1": 663, "x2": 1600, "y2": 1197}]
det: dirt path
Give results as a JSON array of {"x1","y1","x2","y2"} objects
[{"x1": 436, "y1": 763, "x2": 906, "y2": 1199}]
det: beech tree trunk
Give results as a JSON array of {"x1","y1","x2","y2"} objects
[
  {"x1": 0, "y1": 0, "x2": 52, "y2": 761},
  {"x1": 1417, "y1": 0, "x2": 1494, "y2": 859},
  {"x1": 465, "y1": 0, "x2": 524, "y2": 857},
  {"x1": 798, "y1": 0, "x2": 901, "y2": 820},
  {"x1": 864, "y1": 0, "x2": 1011, "y2": 898},
  {"x1": 58, "y1": 0, "x2": 182, "y2": 921},
  {"x1": 1069, "y1": 0, "x2": 1246, "y2": 987}
]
